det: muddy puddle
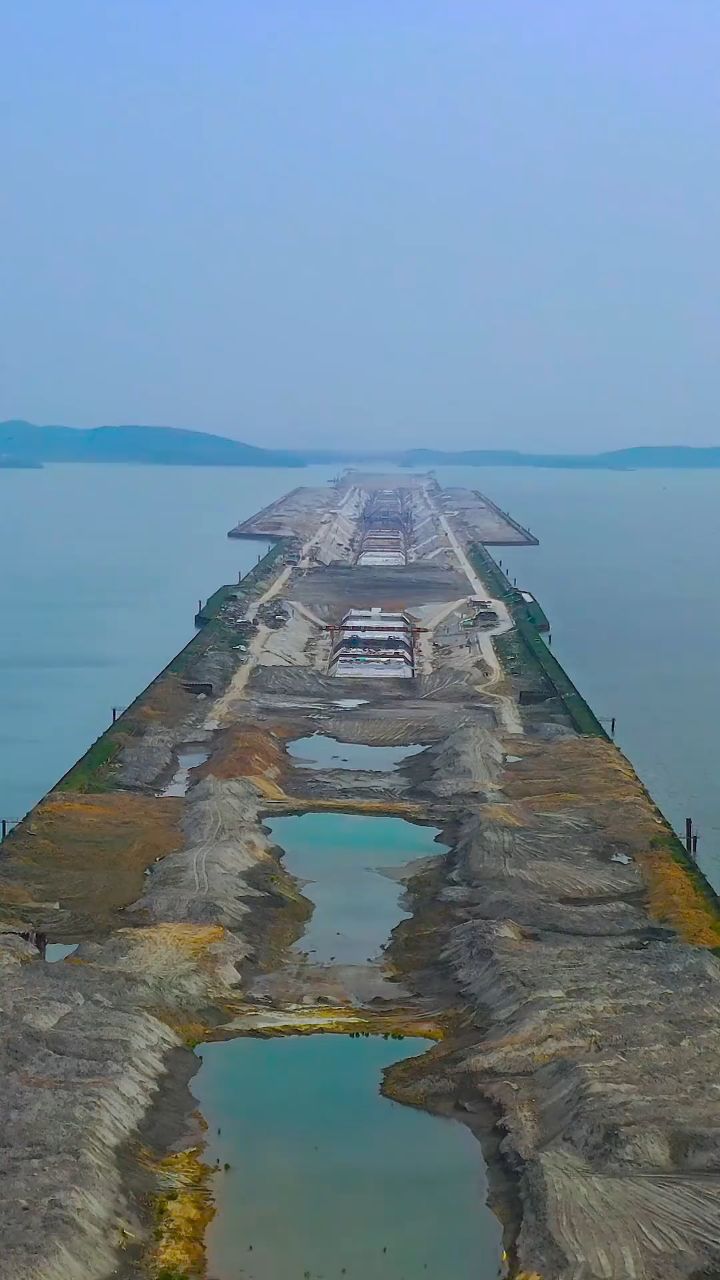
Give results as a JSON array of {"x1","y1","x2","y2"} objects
[
  {"x1": 267, "y1": 812, "x2": 443, "y2": 964},
  {"x1": 288, "y1": 735, "x2": 423, "y2": 773},
  {"x1": 163, "y1": 745, "x2": 210, "y2": 796},
  {"x1": 193, "y1": 1034, "x2": 503, "y2": 1280}
]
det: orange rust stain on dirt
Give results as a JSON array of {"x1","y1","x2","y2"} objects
[
  {"x1": 143, "y1": 1145, "x2": 214, "y2": 1278},
  {"x1": 200, "y1": 723, "x2": 289, "y2": 782},
  {"x1": 131, "y1": 674, "x2": 192, "y2": 722},
  {"x1": 128, "y1": 922, "x2": 226, "y2": 958},
  {"x1": 287, "y1": 796, "x2": 424, "y2": 818},
  {"x1": 481, "y1": 803, "x2": 526, "y2": 827},
  {"x1": 638, "y1": 849, "x2": 720, "y2": 948},
  {"x1": 503, "y1": 738, "x2": 662, "y2": 842},
  {"x1": 248, "y1": 774, "x2": 288, "y2": 800},
  {"x1": 0, "y1": 792, "x2": 183, "y2": 923}
]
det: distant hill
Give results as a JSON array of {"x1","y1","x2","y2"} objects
[
  {"x1": 0, "y1": 422, "x2": 304, "y2": 467},
  {"x1": 0, "y1": 453, "x2": 42, "y2": 469},
  {"x1": 296, "y1": 445, "x2": 720, "y2": 470},
  {"x1": 5, "y1": 423, "x2": 720, "y2": 470},
  {"x1": 393, "y1": 446, "x2": 720, "y2": 469}
]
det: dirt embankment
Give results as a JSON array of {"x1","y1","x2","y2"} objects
[
  {"x1": 385, "y1": 732, "x2": 720, "y2": 1280},
  {"x1": 0, "y1": 769, "x2": 308, "y2": 1280}
]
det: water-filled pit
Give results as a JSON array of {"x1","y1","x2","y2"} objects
[
  {"x1": 45, "y1": 943, "x2": 78, "y2": 962},
  {"x1": 194, "y1": 1035, "x2": 503, "y2": 1280},
  {"x1": 267, "y1": 812, "x2": 442, "y2": 964},
  {"x1": 192, "y1": 812, "x2": 502, "y2": 1277},
  {"x1": 289, "y1": 734, "x2": 424, "y2": 773},
  {"x1": 163, "y1": 745, "x2": 210, "y2": 796}
]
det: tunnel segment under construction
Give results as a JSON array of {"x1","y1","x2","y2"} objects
[
  {"x1": 1, "y1": 471, "x2": 720, "y2": 1280},
  {"x1": 356, "y1": 487, "x2": 410, "y2": 566}
]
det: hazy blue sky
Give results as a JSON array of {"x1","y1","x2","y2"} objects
[{"x1": 2, "y1": 2, "x2": 719, "y2": 450}]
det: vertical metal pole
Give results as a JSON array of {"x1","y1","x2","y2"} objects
[
  {"x1": 611, "y1": 717, "x2": 616, "y2": 737},
  {"x1": 198, "y1": 599, "x2": 203, "y2": 614},
  {"x1": 685, "y1": 818, "x2": 693, "y2": 856},
  {"x1": 112, "y1": 707, "x2": 117, "y2": 724},
  {"x1": 1, "y1": 819, "x2": 6, "y2": 841},
  {"x1": 692, "y1": 834, "x2": 699, "y2": 858}
]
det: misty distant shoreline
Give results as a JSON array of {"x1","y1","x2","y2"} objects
[{"x1": 3, "y1": 420, "x2": 720, "y2": 471}]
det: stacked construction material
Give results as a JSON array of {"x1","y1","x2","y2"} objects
[{"x1": 356, "y1": 490, "x2": 408, "y2": 566}]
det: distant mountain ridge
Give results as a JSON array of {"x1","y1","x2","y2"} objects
[
  {"x1": 4, "y1": 421, "x2": 720, "y2": 470},
  {"x1": 394, "y1": 445, "x2": 720, "y2": 469},
  {"x1": 0, "y1": 421, "x2": 303, "y2": 467},
  {"x1": 297, "y1": 445, "x2": 720, "y2": 469}
]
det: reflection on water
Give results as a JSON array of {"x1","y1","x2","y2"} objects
[
  {"x1": 267, "y1": 812, "x2": 444, "y2": 964},
  {"x1": 163, "y1": 747, "x2": 210, "y2": 796},
  {"x1": 194, "y1": 1035, "x2": 503, "y2": 1280},
  {"x1": 288, "y1": 734, "x2": 423, "y2": 773}
]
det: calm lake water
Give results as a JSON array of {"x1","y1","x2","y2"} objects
[{"x1": 0, "y1": 462, "x2": 718, "y2": 886}]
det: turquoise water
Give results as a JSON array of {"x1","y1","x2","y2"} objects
[
  {"x1": 267, "y1": 813, "x2": 445, "y2": 964},
  {"x1": 194, "y1": 1035, "x2": 503, "y2": 1280},
  {"x1": 288, "y1": 735, "x2": 424, "y2": 772},
  {"x1": 44, "y1": 943, "x2": 78, "y2": 962}
]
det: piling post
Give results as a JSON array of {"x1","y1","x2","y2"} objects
[
  {"x1": 685, "y1": 818, "x2": 693, "y2": 856},
  {"x1": 1, "y1": 819, "x2": 6, "y2": 841},
  {"x1": 611, "y1": 716, "x2": 616, "y2": 737},
  {"x1": 692, "y1": 833, "x2": 699, "y2": 858}
]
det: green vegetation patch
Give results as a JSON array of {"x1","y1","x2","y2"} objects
[
  {"x1": 56, "y1": 731, "x2": 128, "y2": 794},
  {"x1": 522, "y1": 595, "x2": 550, "y2": 632},
  {"x1": 194, "y1": 583, "x2": 236, "y2": 624}
]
